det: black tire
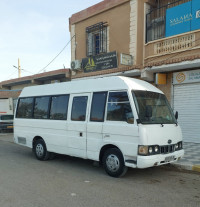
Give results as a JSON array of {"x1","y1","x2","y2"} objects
[
  {"x1": 34, "y1": 139, "x2": 50, "y2": 161},
  {"x1": 49, "y1": 152, "x2": 56, "y2": 160},
  {"x1": 102, "y1": 148, "x2": 128, "y2": 177}
]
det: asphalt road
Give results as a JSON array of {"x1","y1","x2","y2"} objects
[{"x1": 0, "y1": 133, "x2": 200, "y2": 207}]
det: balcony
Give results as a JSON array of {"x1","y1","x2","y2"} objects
[
  {"x1": 146, "y1": 0, "x2": 191, "y2": 43},
  {"x1": 145, "y1": 0, "x2": 200, "y2": 67}
]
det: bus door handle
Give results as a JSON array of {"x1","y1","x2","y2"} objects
[{"x1": 104, "y1": 134, "x2": 110, "y2": 138}]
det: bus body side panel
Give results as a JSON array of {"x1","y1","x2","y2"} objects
[
  {"x1": 102, "y1": 122, "x2": 139, "y2": 163},
  {"x1": 86, "y1": 122, "x2": 103, "y2": 161},
  {"x1": 14, "y1": 119, "x2": 69, "y2": 155}
]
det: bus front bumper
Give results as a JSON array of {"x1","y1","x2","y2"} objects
[
  {"x1": 136, "y1": 149, "x2": 184, "y2": 169},
  {"x1": 125, "y1": 150, "x2": 184, "y2": 168}
]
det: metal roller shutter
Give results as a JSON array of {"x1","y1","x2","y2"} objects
[{"x1": 173, "y1": 82, "x2": 200, "y2": 143}]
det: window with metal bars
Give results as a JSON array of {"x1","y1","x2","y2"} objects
[
  {"x1": 86, "y1": 22, "x2": 107, "y2": 56},
  {"x1": 146, "y1": 0, "x2": 192, "y2": 43}
]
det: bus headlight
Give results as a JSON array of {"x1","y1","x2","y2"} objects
[
  {"x1": 178, "y1": 142, "x2": 182, "y2": 149},
  {"x1": 149, "y1": 147, "x2": 153, "y2": 154},
  {"x1": 175, "y1": 141, "x2": 183, "y2": 151},
  {"x1": 154, "y1": 146, "x2": 159, "y2": 153},
  {"x1": 138, "y1": 146, "x2": 148, "y2": 155},
  {"x1": 138, "y1": 145, "x2": 160, "y2": 155}
]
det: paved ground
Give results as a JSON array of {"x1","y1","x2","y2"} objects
[
  {"x1": 0, "y1": 133, "x2": 200, "y2": 207},
  {"x1": 174, "y1": 142, "x2": 200, "y2": 172}
]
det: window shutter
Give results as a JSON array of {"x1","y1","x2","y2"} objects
[
  {"x1": 88, "y1": 33, "x2": 93, "y2": 56},
  {"x1": 102, "y1": 28, "x2": 107, "y2": 53}
]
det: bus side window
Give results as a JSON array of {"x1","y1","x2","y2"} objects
[
  {"x1": 50, "y1": 95, "x2": 69, "y2": 120},
  {"x1": 71, "y1": 96, "x2": 88, "y2": 121},
  {"x1": 16, "y1": 97, "x2": 34, "y2": 118},
  {"x1": 106, "y1": 91, "x2": 134, "y2": 123},
  {"x1": 90, "y1": 92, "x2": 107, "y2": 122},
  {"x1": 33, "y1": 97, "x2": 50, "y2": 119}
]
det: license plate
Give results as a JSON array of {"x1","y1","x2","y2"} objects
[
  {"x1": 165, "y1": 156, "x2": 175, "y2": 162},
  {"x1": 7, "y1": 126, "x2": 13, "y2": 129}
]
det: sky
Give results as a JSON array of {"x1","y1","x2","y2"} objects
[{"x1": 0, "y1": 0, "x2": 102, "y2": 82}]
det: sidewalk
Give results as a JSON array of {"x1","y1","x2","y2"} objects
[{"x1": 172, "y1": 142, "x2": 200, "y2": 173}]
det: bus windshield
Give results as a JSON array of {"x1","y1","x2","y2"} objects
[{"x1": 132, "y1": 90, "x2": 176, "y2": 124}]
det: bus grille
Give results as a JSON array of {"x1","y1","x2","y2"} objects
[{"x1": 160, "y1": 145, "x2": 175, "y2": 154}]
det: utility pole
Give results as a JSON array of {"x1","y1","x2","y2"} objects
[{"x1": 18, "y1": 58, "x2": 21, "y2": 78}]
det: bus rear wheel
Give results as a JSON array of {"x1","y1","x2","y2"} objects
[
  {"x1": 34, "y1": 139, "x2": 50, "y2": 161},
  {"x1": 102, "y1": 148, "x2": 128, "y2": 177}
]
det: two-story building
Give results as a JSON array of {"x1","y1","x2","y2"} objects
[{"x1": 69, "y1": 0, "x2": 200, "y2": 143}]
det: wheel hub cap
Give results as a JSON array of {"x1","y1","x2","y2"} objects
[
  {"x1": 106, "y1": 154, "x2": 120, "y2": 172},
  {"x1": 36, "y1": 144, "x2": 44, "y2": 157}
]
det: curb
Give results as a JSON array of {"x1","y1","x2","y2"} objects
[
  {"x1": 172, "y1": 163, "x2": 192, "y2": 171},
  {"x1": 171, "y1": 163, "x2": 200, "y2": 173},
  {"x1": 192, "y1": 165, "x2": 200, "y2": 173}
]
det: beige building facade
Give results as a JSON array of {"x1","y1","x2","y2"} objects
[
  {"x1": 69, "y1": 0, "x2": 146, "y2": 79},
  {"x1": 69, "y1": 0, "x2": 200, "y2": 143}
]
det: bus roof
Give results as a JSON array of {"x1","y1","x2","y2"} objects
[{"x1": 19, "y1": 76, "x2": 163, "y2": 97}]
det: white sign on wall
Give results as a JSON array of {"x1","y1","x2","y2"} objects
[
  {"x1": 120, "y1": 54, "x2": 133, "y2": 66},
  {"x1": 173, "y1": 69, "x2": 200, "y2": 85}
]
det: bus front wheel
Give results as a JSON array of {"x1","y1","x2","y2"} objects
[
  {"x1": 102, "y1": 148, "x2": 128, "y2": 177},
  {"x1": 34, "y1": 139, "x2": 50, "y2": 161}
]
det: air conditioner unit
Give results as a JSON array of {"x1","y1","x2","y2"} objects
[{"x1": 71, "y1": 60, "x2": 82, "y2": 70}]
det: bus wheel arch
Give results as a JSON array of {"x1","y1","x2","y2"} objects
[
  {"x1": 32, "y1": 136, "x2": 50, "y2": 161},
  {"x1": 100, "y1": 145, "x2": 128, "y2": 177},
  {"x1": 33, "y1": 136, "x2": 43, "y2": 148},
  {"x1": 99, "y1": 144, "x2": 119, "y2": 163}
]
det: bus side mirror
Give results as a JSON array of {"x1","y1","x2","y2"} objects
[
  {"x1": 175, "y1": 111, "x2": 178, "y2": 120},
  {"x1": 145, "y1": 105, "x2": 152, "y2": 118}
]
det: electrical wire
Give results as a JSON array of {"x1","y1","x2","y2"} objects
[
  {"x1": 5, "y1": 34, "x2": 199, "y2": 81},
  {"x1": 37, "y1": 35, "x2": 75, "y2": 74},
  {"x1": 21, "y1": 68, "x2": 34, "y2": 75},
  {"x1": 4, "y1": 70, "x2": 18, "y2": 81}
]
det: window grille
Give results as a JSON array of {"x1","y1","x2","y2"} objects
[
  {"x1": 146, "y1": 0, "x2": 192, "y2": 43},
  {"x1": 86, "y1": 22, "x2": 107, "y2": 56}
]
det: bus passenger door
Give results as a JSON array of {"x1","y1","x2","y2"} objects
[
  {"x1": 67, "y1": 93, "x2": 90, "y2": 158},
  {"x1": 86, "y1": 92, "x2": 108, "y2": 161}
]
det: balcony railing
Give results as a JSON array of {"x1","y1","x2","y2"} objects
[{"x1": 146, "y1": 0, "x2": 191, "y2": 43}]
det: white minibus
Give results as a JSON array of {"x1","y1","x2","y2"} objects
[{"x1": 14, "y1": 76, "x2": 184, "y2": 177}]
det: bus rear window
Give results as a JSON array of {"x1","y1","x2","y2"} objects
[{"x1": 16, "y1": 98, "x2": 34, "y2": 118}]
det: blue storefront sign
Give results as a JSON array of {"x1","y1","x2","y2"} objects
[
  {"x1": 166, "y1": 1, "x2": 192, "y2": 37},
  {"x1": 191, "y1": 0, "x2": 200, "y2": 31},
  {"x1": 166, "y1": 0, "x2": 200, "y2": 37}
]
